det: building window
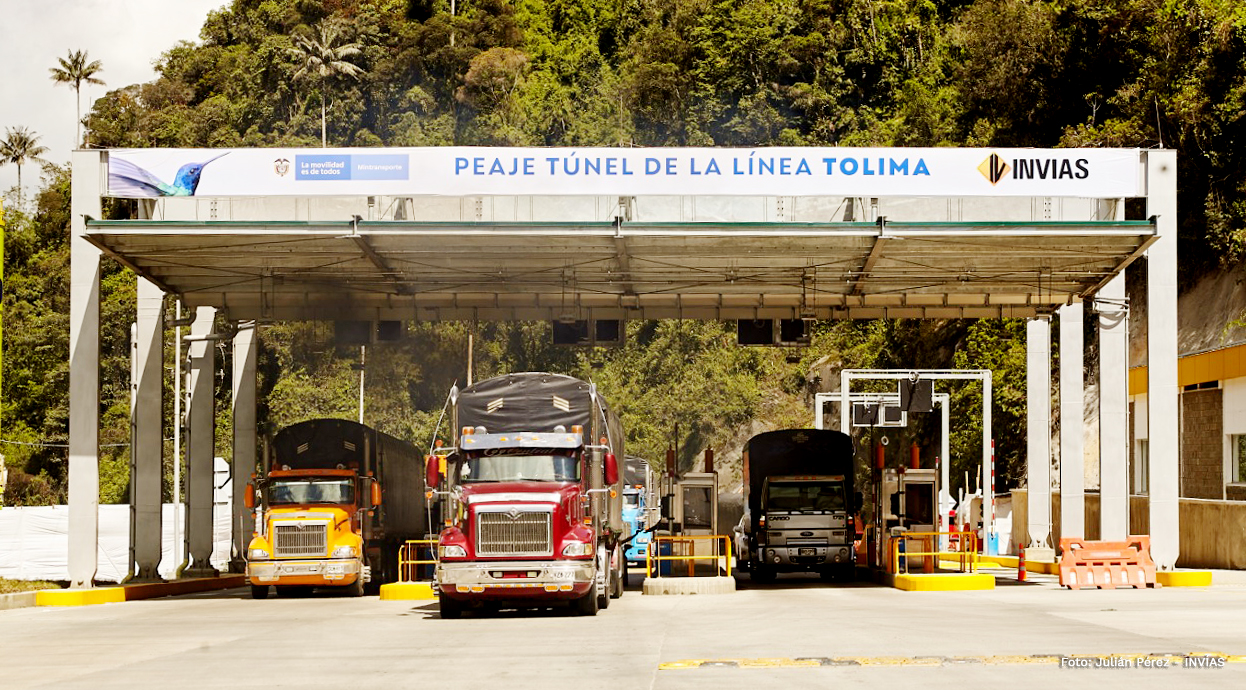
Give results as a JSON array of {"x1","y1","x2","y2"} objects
[
  {"x1": 1233, "y1": 435, "x2": 1246, "y2": 483},
  {"x1": 1133, "y1": 439, "x2": 1149, "y2": 495}
]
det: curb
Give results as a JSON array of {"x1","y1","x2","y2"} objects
[
  {"x1": 894, "y1": 573, "x2": 995, "y2": 591},
  {"x1": 1156, "y1": 570, "x2": 1213, "y2": 587},
  {"x1": 642, "y1": 576, "x2": 736, "y2": 595},
  {"x1": 379, "y1": 582, "x2": 437, "y2": 600},
  {"x1": 11, "y1": 575, "x2": 249, "y2": 609},
  {"x1": 0, "y1": 591, "x2": 40, "y2": 611}
]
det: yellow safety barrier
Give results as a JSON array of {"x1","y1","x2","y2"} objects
[
  {"x1": 646, "y1": 535, "x2": 732, "y2": 578},
  {"x1": 888, "y1": 531, "x2": 978, "y2": 575},
  {"x1": 397, "y1": 539, "x2": 439, "y2": 582}
]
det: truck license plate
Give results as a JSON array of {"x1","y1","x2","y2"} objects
[{"x1": 798, "y1": 548, "x2": 815, "y2": 557}]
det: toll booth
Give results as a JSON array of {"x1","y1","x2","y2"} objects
[
  {"x1": 877, "y1": 466, "x2": 940, "y2": 572},
  {"x1": 655, "y1": 471, "x2": 721, "y2": 576},
  {"x1": 673, "y1": 472, "x2": 718, "y2": 536}
]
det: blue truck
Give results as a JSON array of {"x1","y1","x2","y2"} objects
[{"x1": 622, "y1": 456, "x2": 655, "y2": 569}]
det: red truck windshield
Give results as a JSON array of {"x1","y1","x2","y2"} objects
[{"x1": 459, "y1": 454, "x2": 579, "y2": 483}]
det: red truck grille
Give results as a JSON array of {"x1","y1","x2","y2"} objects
[{"x1": 476, "y1": 510, "x2": 553, "y2": 557}]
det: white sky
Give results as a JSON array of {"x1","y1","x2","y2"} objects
[{"x1": 0, "y1": 0, "x2": 226, "y2": 202}]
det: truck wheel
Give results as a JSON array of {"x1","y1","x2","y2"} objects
[
  {"x1": 609, "y1": 548, "x2": 624, "y2": 599},
  {"x1": 250, "y1": 584, "x2": 269, "y2": 600},
  {"x1": 347, "y1": 575, "x2": 365, "y2": 597},
  {"x1": 596, "y1": 546, "x2": 610, "y2": 609},
  {"x1": 572, "y1": 588, "x2": 599, "y2": 616},
  {"x1": 438, "y1": 594, "x2": 464, "y2": 620}
]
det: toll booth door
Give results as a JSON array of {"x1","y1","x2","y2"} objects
[{"x1": 680, "y1": 485, "x2": 716, "y2": 536}]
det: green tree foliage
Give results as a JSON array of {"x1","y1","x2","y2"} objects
[
  {"x1": 0, "y1": 128, "x2": 49, "y2": 208},
  {"x1": 9, "y1": 0, "x2": 1246, "y2": 505},
  {"x1": 49, "y1": 49, "x2": 105, "y2": 147}
]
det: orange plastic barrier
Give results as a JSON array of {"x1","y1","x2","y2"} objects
[{"x1": 1058, "y1": 536, "x2": 1157, "y2": 590}]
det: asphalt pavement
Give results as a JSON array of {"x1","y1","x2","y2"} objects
[{"x1": 2, "y1": 569, "x2": 1245, "y2": 689}]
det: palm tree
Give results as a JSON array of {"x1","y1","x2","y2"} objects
[
  {"x1": 49, "y1": 50, "x2": 105, "y2": 147},
  {"x1": 288, "y1": 22, "x2": 366, "y2": 146},
  {"x1": 0, "y1": 127, "x2": 49, "y2": 208}
]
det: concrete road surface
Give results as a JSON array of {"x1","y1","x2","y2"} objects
[{"x1": 2, "y1": 571, "x2": 1245, "y2": 689}]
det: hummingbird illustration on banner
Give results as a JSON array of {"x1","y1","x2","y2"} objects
[{"x1": 108, "y1": 152, "x2": 229, "y2": 197}]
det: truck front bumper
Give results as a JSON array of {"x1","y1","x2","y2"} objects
[
  {"x1": 759, "y1": 544, "x2": 853, "y2": 568},
  {"x1": 437, "y1": 560, "x2": 594, "y2": 600},
  {"x1": 247, "y1": 558, "x2": 362, "y2": 586}
]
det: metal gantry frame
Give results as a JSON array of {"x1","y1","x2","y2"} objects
[
  {"x1": 815, "y1": 390, "x2": 952, "y2": 545},
  {"x1": 832, "y1": 371, "x2": 994, "y2": 553}
]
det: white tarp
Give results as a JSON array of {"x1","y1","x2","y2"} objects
[
  {"x1": 105, "y1": 147, "x2": 1144, "y2": 199},
  {"x1": 0, "y1": 504, "x2": 233, "y2": 583}
]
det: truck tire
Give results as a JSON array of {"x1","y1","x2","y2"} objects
[
  {"x1": 596, "y1": 546, "x2": 610, "y2": 609},
  {"x1": 609, "y1": 548, "x2": 624, "y2": 599},
  {"x1": 250, "y1": 584, "x2": 269, "y2": 600},
  {"x1": 347, "y1": 575, "x2": 365, "y2": 597},
  {"x1": 572, "y1": 588, "x2": 599, "y2": 616},
  {"x1": 438, "y1": 594, "x2": 464, "y2": 619}
]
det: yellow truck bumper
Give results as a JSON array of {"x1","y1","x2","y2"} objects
[{"x1": 248, "y1": 558, "x2": 362, "y2": 586}]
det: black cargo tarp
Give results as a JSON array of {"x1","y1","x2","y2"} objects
[
  {"x1": 456, "y1": 373, "x2": 621, "y2": 456},
  {"x1": 743, "y1": 429, "x2": 854, "y2": 517},
  {"x1": 271, "y1": 418, "x2": 425, "y2": 538}
]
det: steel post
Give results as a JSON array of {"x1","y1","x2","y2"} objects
[
  {"x1": 68, "y1": 150, "x2": 102, "y2": 589},
  {"x1": 133, "y1": 278, "x2": 165, "y2": 579},
  {"x1": 1059, "y1": 301, "x2": 1085, "y2": 540},
  {"x1": 1027, "y1": 317, "x2": 1052, "y2": 550},
  {"x1": 1098, "y1": 274, "x2": 1129, "y2": 541},
  {"x1": 1146, "y1": 150, "x2": 1180, "y2": 570}
]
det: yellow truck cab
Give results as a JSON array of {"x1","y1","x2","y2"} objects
[{"x1": 245, "y1": 419, "x2": 425, "y2": 599}]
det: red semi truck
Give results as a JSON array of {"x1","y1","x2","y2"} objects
[{"x1": 426, "y1": 373, "x2": 626, "y2": 617}]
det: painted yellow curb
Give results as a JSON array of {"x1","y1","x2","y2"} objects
[
  {"x1": 1156, "y1": 570, "x2": 1212, "y2": 587},
  {"x1": 976, "y1": 555, "x2": 1059, "y2": 575},
  {"x1": 36, "y1": 587, "x2": 125, "y2": 607},
  {"x1": 895, "y1": 573, "x2": 995, "y2": 591},
  {"x1": 379, "y1": 582, "x2": 437, "y2": 600}
]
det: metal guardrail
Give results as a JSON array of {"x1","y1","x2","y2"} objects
[
  {"x1": 646, "y1": 535, "x2": 732, "y2": 578},
  {"x1": 397, "y1": 539, "x2": 439, "y2": 582},
  {"x1": 888, "y1": 531, "x2": 978, "y2": 575}
]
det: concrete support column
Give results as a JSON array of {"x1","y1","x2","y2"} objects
[
  {"x1": 1059, "y1": 301, "x2": 1085, "y2": 542},
  {"x1": 68, "y1": 151, "x2": 103, "y2": 589},
  {"x1": 1147, "y1": 150, "x2": 1180, "y2": 570},
  {"x1": 230, "y1": 323, "x2": 258, "y2": 573},
  {"x1": 182, "y1": 307, "x2": 218, "y2": 577},
  {"x1": 133, "y1": 279, "x2": 165, "y2": 579},
  {"x1": 1098, "y1": 273, "x2": 1130, "y2": 541},
  {"x1": 1026, "y1": 317, "x2": 1052, "y2": 552}
]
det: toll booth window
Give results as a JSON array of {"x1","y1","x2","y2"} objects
[
  {"x1": 459, "y1": 454, "x2": 579, "y2": 483},
  {"x1": 905, "y1": 486, "x2": 934, "y2": 525},
  {"x1": 269, "y1": 479, "x2": 354, "y2": 505},
  {"x1": 681, "y1": 487, "x2": 713, "y2": 529},
  {"x1": 764, "y1": 483, "x2": 845, "y2": 512},
  {"x1": 624, "y1": 492, "x2": 641, "y2": 507}
]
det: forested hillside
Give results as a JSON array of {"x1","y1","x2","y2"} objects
[{"x1": 3, "y1": 0, "x2": 1245, "y2": 505}]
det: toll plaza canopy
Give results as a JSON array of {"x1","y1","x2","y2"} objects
[
  {"x1": 67, "y1": 146, "x2": 1183, "y2": 590},
  {"x1": 84, "y1": 146, "x2": 1155, "y2": 321}
]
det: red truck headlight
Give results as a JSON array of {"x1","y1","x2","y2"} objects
[{"x1": 561, "y1": 541, "x2": 593, "y2": 557}]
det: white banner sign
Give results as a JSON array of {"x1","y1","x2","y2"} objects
[{"x1": 105, "y1": 147, "x2": 1143, "y2": 199}]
